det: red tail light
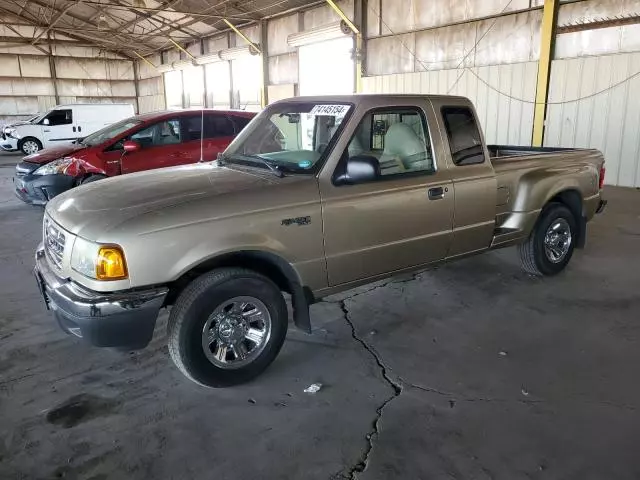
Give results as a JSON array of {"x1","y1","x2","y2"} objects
[{"x1": 599, "y1": 165, "x2": 606, "y2": 190}]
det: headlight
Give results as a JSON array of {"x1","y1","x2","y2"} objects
[
  {"x1": 6, "y1": 127, "x2": 19, "y2": 139},
  {"x1": 71, "y1": 237, "x2": 128, "y2": 280},
  {"x1": 32, "y1": 158, "x2": 74, "y2": 176}
]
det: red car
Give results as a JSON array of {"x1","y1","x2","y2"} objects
[{"x1": 13, "y1": 109, "x2": 255, "y2": 205}]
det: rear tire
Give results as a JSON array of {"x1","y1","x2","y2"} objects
[
  {"x1": 167, "y1": 268, "x2": 288, "y2": 388},
  {"x1": 19, "y1": 137, "x2": 42, "y2": 155},
  {"x1": 518, "y1": 203, "x2": 577, "y2": 276}
]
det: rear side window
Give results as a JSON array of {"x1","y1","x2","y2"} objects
[
  {"x1": 46, "y1": 109, "x2": 72, "y2": 126},
  {"x1": 184, "y1": 115, "x2": 204, "y2": 141},
  {"x1": 130, "y1": 119, "x2": 181, "y2": 147},
  {"x1": 441, "y1": 107, "x2": 484, "y2": 166},
  {"x1": 230, "y1": 115, "x2": 252, "y2": 133},
  {"x1": 205, "y1": 114, "x2": 235, "y2": 138}
]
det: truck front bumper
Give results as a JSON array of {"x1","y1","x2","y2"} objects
[{"x1": 35, "y1": 245, "x2": 168, "y2": 349}]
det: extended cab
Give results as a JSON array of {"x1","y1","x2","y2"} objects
[
  {"x1": 14, "y1": 109, "x2": 255, "y2": 205},
  {"x1": 34, "y1": 95, "x2": 606, "y2": 388}
]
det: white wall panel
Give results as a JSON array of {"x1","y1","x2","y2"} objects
[
  {"x1": 362, "y1": 61, "x2": 537, "y2": 146},
  {"x1": 0, "y1": 78, "x2": 55, "y2": 96},
  {"x1": 0, "y1": 55, "x2": 20, "y2": 77},
  {"x1": 138, "y1": 95, "x2": 165, "y2": 113},
  {"x1": 18, "y1": 56, "x2": 51, "y2": 78},
  {"x1": 268, "y1": 14, "x2": 298, "y2": 56},
  {"x1": 304, "y1": 0, "x2": 354, "y2": 29},
  {"x1": 545, "y1": 52, "x2": 640, "y2": 187},
  {"x1": 268, "y1": 52, "x2": 298, "y2": 85}
]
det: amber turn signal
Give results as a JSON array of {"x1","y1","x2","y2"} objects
[{"x1": 96, "y1": 246, "x2": 128, "y2": 280}]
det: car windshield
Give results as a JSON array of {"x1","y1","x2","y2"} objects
[
  {"x1": 80, "y1": 118, "x2": 142, "y2": 147},
  {"x1": 31, "y1": 112, "x2": 47, "y2": 124},
  {"x1": 223, "y1": 102, "x2": 353, "y2": 174}
]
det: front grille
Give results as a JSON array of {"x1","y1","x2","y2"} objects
[{"x1": 44, "y1": 217, "x2": 66, "y2": 270}]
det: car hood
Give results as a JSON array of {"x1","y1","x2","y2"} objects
[
  {"x1": 46, "y1": 163, "x2": 289, "y2": 238},
  {"x1": 23, "y1": 144, "x2": 86, "y2": 164}
]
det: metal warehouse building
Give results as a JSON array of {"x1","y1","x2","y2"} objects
[
  {"x1": 1, "y1": 1, "x2": 640, "y2": 479},
  {"x1": 2, "y1": 0, "x2": 640, "y2": 185}
]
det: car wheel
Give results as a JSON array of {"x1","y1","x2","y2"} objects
[
  {"x1": 80, "y1": 174, "x2": 107, "y2": 185},
  {"x1": 518, "y1": 203, "x2": 577, "y2": 276},
  {"x1": 19, "y1": 137, "x2": 42, "y2": 155},
  {"x1": 167, "y1": 268, "x2": 288, "y2": 388}
]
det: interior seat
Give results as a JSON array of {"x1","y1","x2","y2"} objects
[{"x1": 378, "y1": 123, "x2": 431, "y2": 174}]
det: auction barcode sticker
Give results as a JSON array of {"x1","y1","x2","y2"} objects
[{"x1": 309, "y1": 104, "x2": 350, "y2": 116}]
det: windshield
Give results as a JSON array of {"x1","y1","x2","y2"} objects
[
  {"x1": 80, "y1": 118, "x2": 142, "y2": 147},
  {"x1": 224, "y1": 102, "x2": 352, "y2": 174},
  {"x1": 32, "y1": 112, "x2": 47, "y2": 124}
]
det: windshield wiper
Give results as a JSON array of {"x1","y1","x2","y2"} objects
[{"x1": 218, "y1": 153, "x2": 284, "y2": 178}]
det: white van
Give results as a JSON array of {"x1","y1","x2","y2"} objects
[{"x1": 1, "y1": 103, "x2": 135, "y2": 155}]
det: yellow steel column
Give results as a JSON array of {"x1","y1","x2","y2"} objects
[{"x1": 532, "y1": 0, "x2": 559, "y2": 146}]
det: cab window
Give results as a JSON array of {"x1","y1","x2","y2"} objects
[
  {"x1": 44, "y1": 109, "x2": 72, "y2": 126},
  {"x1": 441, "y1": 107, "x2": 485, "y2": 166},
  {"x1": 342, "y1": 107, "x2": 435, "y2": 179}
]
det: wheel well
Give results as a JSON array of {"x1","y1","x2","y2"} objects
[
  {"x1": 547, "y1": 189, "x2": 585, "y2": 246},
  {"x1": 19, "y1": 136, "x2": 41, "y2": 146},
  {"x1": 164, "y1": 251, "x2": 296, "y2": 307}
]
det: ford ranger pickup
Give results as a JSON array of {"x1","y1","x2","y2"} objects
[{"x1": 34, "y1": 94, "x2": 607, "y2": 388}]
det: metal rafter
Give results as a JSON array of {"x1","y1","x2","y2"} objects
[
  {"x1": 0, "y1": 4, "x2": 131, "y2": 56},
  {"x1": 22, "y1": 0, "x2": 161, "y2": 53}
]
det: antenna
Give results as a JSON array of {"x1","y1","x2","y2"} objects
[
  {"x1": 199, "y1": 107, "x2": 204, "y2": 162},
  {"x1": 199, "y1": 89, "x2": 205, "y2": 162}
]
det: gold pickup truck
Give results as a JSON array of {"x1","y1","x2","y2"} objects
[{"x1": 34, "y1": 95, "x2": 606, "y2": 388}]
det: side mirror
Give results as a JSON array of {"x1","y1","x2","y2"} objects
[
  {"x1": 334, "y1": 155, "x2": 380, "y2": 185},
  {"x1": 123, "y1": 140, "x2": 141, "y2": 153},
  {"x1": 43, "y1": 118, "x2": 50, "y2": 125}
]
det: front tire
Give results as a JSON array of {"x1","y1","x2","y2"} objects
[
  {"x1": 19, "y1": 137, "x2": 42, "y2": 155},
  {"x1": 167, "y1": 268, "x2": 288, "y2": 388},
  {"x1": 518, "y1": 203, "x2": 577, "y2": 276}
]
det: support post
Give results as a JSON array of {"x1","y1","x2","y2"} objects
[
  {"x1": 260, "y1": 20, "x2": 269, "y2": 107},
  {"x1": 532, "y1": 0, "x2": 559, "y2": 146},
  {"x1": 133, "y1": 59, "x2": 140, "y2": 114},
  {"x1": 47, "y1": 33, "x2": 60, "y2": 105}
]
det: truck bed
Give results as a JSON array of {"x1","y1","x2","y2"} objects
[
  {"x1": 487, "y1": 144, "x2": 605, "y2": 248},
  {"x1": 488, "y1": 145, "x2": 579, "y2": 159}
]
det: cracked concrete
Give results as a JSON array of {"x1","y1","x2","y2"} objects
[
  {"x1": 1, "y1": 154, "x2": 640, "y2": 480},
  {"x1": 334, "y1": 298, "x2": 403, "y2": 479}
]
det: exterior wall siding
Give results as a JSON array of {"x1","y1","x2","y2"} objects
[
  {"x1": 362, "y1": 61, "x2": 538, "y2": 146},
  {"x1": 544, "y1": 52, "x2": 640, "y2": 187}
]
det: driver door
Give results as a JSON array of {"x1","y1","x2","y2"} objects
[
  {"x1": 41, "y1": 109, "x2": 76, "y2": 148},
  {"x1": 320, "y1": 103, "x2": 454, "y2": 287},
  {"x1": 120, "y1": 118, "x2": 185, "y2": 174}
]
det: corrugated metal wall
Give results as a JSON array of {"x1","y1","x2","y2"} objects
[
  {"x1": 544, "y1": 52, "x2": 640, "y2": 188},
  {"x1": 0, "y1": 48, "x2": 139, "y2": 121},
  {"x1": 362, "y1": 62, "x2": 538, "y2": 146}
]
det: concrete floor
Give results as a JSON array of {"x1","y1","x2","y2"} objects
[{"x1": 1, "y1": 152, "x2": 639, "y2": 479}]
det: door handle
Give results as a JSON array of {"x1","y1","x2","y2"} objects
[
  {"x1": 78, "y1": 126, "x2": 82, "y2": 132},
  {"x1": 428, "y1": 186, "x2": 446, "y2": 200},
  {"x1": 43, "y1": 129, "x2": 50, "y2": 132},
  {"x1": 72, "y1": 126, "x2": 76, "y2": 132}
]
